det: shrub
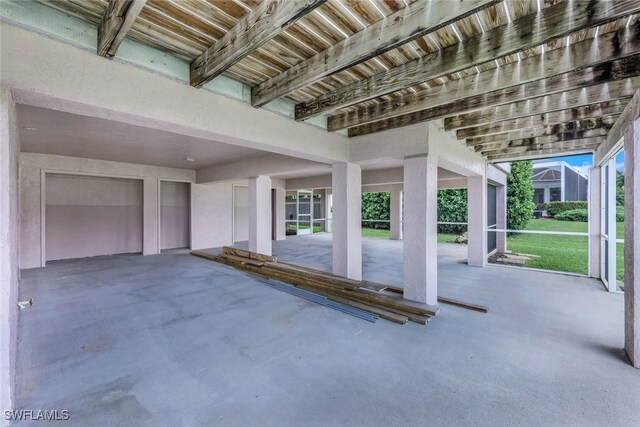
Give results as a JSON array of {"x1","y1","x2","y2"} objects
[
  {"x1": 556, "y1": 208, "x2": 589, "y2": 222},
  {"x1": 361, "y1": 192, "x2": 390, "y2": 230},
  {"x1": 546, "y1": 201, "x2": 588, "y2": 217},
  {"x1": 507, "y1": 161, "x2": 536, "y2": 230},
  {"x1": 437, "y1": 189, "x2": 467, "y2": 234},
  {"x1": 616, "y1": 206, "x2": 625, "y2": 222},
  {"x1": 535, "y1": 203, "x2": 547, "y2": 211}
]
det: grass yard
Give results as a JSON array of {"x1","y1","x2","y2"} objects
[
  {"x1": 438, "y1": 218, "x2": 625, "y2": 281},
  {"x1": 362, "y1": 228, "x2": 463, "y2": 242},
  {"x1": 503, "y1": 219, "x2": 625, "y2": 280},
  {"x1": 362, "y1": 228, "x2": 390, "y2": 238}
]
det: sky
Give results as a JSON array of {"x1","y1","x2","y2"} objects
[{"x1": 534, "y1": 151, "x2": 625, "y2": 174}]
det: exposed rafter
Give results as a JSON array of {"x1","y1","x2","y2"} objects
[
  {"x1": 97, "y1": 0, "x2": 146, "y2": 57},
  {"x1": 457, "y1": 102, "x2": 629, "y2": 139},
  {"x1": 488, "y1": 146, "x2": 600, "y2": 162},
  {"x1": 190, "y1": 0, "x2": 326, "y2": 88},
  {"x1": 595, "y1": 89, "x2": 640, "y2": 164},
  {"x1": 466, "y1": 118, "x2": 617, "y2": 147},
  {"x1": 444, "y1": 78, "x2": 640, "y2": 131},
  {"x1": 348, "y1": 77, "x2": 638, "y2": 138},
  {"x1": 328, "y1": 27, "x2": 640, "y2": 131},
  {"x1": 475, "y1": 133, "x2": 611, "y2": 154},
  {"x1": 298, "y1": 0, "x2": 640, "y2": 122},
  {"x1": 251, "y1": 0, "x2": 500, "y2": 107}
]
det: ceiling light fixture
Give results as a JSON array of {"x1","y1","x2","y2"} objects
[
  {"x1": 185, "y1": 157, "x2": 195, "y2": 162},
  {"x1": 22, "y1": 127, "x2": 37, "y2": 131}
]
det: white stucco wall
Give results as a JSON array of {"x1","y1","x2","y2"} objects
[
  {"x1": 191, "y1": 182, "x2": 234, "y2": 251},
  {"x1": 0, "y1": 24, "x2": 349, "y2": 164},
  {"x1": 19, "y1": 153, "x2": 196, "y2": 268}
]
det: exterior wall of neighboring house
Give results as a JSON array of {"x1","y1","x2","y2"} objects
[{"x1": 532, "y1": 162, "x2": 588, "y2": 204}]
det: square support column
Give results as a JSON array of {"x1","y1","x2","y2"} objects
[
  {"x1": 390, "y1": 185, "x2": 403, "y2": 240},
  {"x1": 332, "y1": 163, "x2": 362, "y2": 280},
  {"x1": 468, "y1": 175, "x2": 488, "y2": 267},
  {"x1": 403, "y1": 155, "x2": 438, "y2": 305},
  {"x1": 249, "y1": 176, "x2": 272, "y2": 255},
  {"x1": 496, "y1": 184, "x2": 507, "y2": 253},
  {"x1": 1, "y1": 87, "x2": 20, "y2": 412},
  {"x1": 273, "y1": 188, "x2": 286, "y2": 241},
  {"x1": 589, "y1": 166, "x2": 601, "y2": 278},
  {"x1": 624, "y1": 118, "x2": 640, "y2": 367}
]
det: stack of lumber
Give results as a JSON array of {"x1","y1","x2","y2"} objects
[{"x1": 192, "y1": 247, "x2": 487, "y2": 325}]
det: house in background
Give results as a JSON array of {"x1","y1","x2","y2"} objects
[{"x1": 531, "y1": 161, "x2": 589, "y2": 204}]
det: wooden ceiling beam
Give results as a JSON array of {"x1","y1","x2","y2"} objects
[
  {"x1": 465, "y1": 117, "x2": 618, "y2": 147},
  {"x1": 297, "y1": 0, "x2": 640, "y2": 122},
  {"x1": 190, "y1": 0, "x2": 326, "y2": 88},
  {"x1": 328, "y1": 26, "x2": 640, "y2": 131},
  {"x1": 347, "y1": 68, "x2": 639, "y2": 138},
  {"x1": 475, "y1": 132, "x2": 611, "y2": 154},
  {"x1": 457, "y1": 102, "x2": 629, "y2": 139},
  {"x1": 444, "y1": 77, "x2": 640, "y2": 131},
  {"x1": 98, "y1": 0, "x2": 147, "y2": 57},
  {"x1": 250, "y1": 0, "x2": 500, "y2": 107},
  {"x1": 485, "y1": 138, "x2": 602, "y2": 156},
  {"x1": 487, "y1": 145, "x2": 600, "y2": 163},
  {"x1": 595, "y1": 89, "x2": 640, "y2": 165}
]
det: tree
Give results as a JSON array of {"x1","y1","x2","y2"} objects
[
  {"x1": 616, "y1": 172, "x2": 625, "y2": 206},
  {"x1": 507, "y1": 161, "x2": 536, "y2": 230}
]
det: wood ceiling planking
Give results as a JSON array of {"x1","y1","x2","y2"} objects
[{"x1": 35, "y1": 0, "x2": 640, "y2": 160}]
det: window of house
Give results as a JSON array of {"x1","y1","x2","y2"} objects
[
  {"x1": 550, "y1": 187, "x2": 561, "y2": 201},
  {"x1": 533, "y1": 188, "x2": 545, "y2": 204}
]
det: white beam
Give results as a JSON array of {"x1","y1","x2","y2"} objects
[{"x1": 0, "y1": 25, "x2": 349, "y2": 164}]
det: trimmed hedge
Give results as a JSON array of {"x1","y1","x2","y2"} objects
[
  {"x1": 546, "y1": 201, "x2": 588, "y2": 217},
  {"x1": 362, "y1": 192, "x2": 390, "y2": 230},
  {"x1": 555, "y1": 206, "x2": 625, "y2": 222},
  {"x1": 555, "y1": 209, "x2": 588, "y2": 222},
  {"x1": 437, "y1": 189, "x2": 467, "y2": 234}
]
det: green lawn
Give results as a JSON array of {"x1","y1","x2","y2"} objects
[
  {"x1": 362, "y1": 228, "x2": 462, "y2": 242},
  {"x1": 362, "y1": 228, "x2": 390, "y2": 238},
  {"x1": 438, "y1": 218, "x2": 625, "y2": 281}
]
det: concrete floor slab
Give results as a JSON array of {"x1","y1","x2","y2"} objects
[{"x1": 15, "y1": 235, "x2": 640, "y2": 426}]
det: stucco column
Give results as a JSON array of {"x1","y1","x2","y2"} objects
[
  {"x1": 624, "y1": 117, "x2": 640, "y2": 368},
  {"x1": 0, "y1": 87, "x2": 20, "y2": 412},
  {"x1": 589, "y1": 166, "x2": 601, "y2": 278},
  {"x1": 143, "y1": 178, "x2": 159, "y2": 255},
  {"x1": 249, "y1": 176, "x2": 272, "y2": 255},
  {"x1": 332, "y1": 163, "x2": 362, "y2": 280},
  {"x1": 390, "y1": 185, "x2": 403, "y2": 240},
  {"x1": 496, "y1": 184, "x2": 507, "y2": 252},
  {"x1": 468, "y1": 174, "x2": 488, "y2": 267},
  {"x1": 403, "y1": 155, "x2": 438, "y2": 305},
  {"x1": 326, "y1": 188, "x2": 333, "y2": 233},
  {"x1": 273, "y1": 188, "x2": 286, "y2": 241}
]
